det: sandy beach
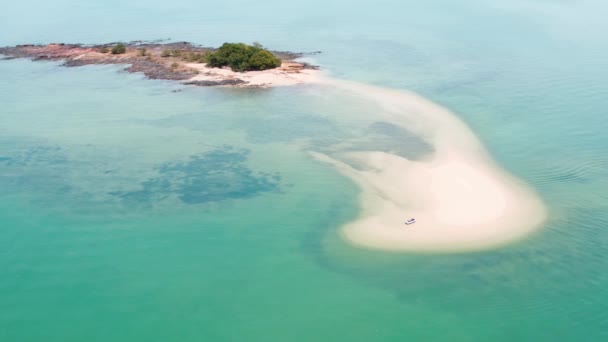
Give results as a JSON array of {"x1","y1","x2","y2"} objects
[
  {"x1": 185, "y1": 61, "x2": 322, "y2": 87},
  {"x1": 313, "y1": 80, "x2": 547, "y2": 252}
]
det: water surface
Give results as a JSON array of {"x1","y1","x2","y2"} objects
[{"x1": 1, "y1": 1, "x2": 608, "y2": 340}]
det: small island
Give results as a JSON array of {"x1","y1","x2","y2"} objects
[{"x1": 0, "y1": 41, "x2": 321, "y2": 87}]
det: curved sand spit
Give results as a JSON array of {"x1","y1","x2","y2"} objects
[{"x1": 312, "y1": 79, "x2": 547, "y2": 252}]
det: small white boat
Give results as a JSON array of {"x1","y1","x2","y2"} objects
[{"x1": 405, "y1": 218, "x2": 416, "y2": 225}]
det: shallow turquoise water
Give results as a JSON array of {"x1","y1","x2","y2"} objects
[{"x1": 1, "y1": 1, "x2": 608, "y2": 341}]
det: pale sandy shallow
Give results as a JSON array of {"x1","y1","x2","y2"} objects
[
  {"x1": 186, "y1": 62, "x2": 323, "y2": 87},
  {"x1": 313, "y1": 79, "x2": 547, "y2": 253}
]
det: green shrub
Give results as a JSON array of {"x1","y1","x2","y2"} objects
[
  {"x1": 161, "y1": 49, "x2": 171, "y2": 57},
  {"x1": 248, "y1": 50, "x2": 281, "y2": 70},
  {"x1": 99, "y1": 47, "x2": 109, "y2": 53},
  {"x1": 111, "y1": 43, "x2": 126, "y2": 54},
  {"x1": 170, "y1": 62, "x2": 179, "y2": 69},
  {"x1": 206, "y1": 42, "x2": 281, "y2": 72}
]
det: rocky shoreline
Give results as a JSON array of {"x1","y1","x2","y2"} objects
[{"x1": 0, "y1": 41, "x2": 321, "y2": 86}]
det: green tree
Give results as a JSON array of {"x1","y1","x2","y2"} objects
[
  {"x1": 206, "y1": 42, "x2": 281, "y2": 72},
  {"x1": 111, "y1": 43, "x2": 126, "y2": 54}
]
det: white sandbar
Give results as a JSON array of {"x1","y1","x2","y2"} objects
[{"x1": 313, "y1": 80, "x2": 547, "y2": 252}]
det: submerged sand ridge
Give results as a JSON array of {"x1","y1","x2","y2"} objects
[{"x1": 313, "y1": 80, "x2": 547, "y2": 252}]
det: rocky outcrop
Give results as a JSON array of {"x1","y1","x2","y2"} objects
[{"x1": 0, "y1": 41, "x2": 320, "y2": 86}]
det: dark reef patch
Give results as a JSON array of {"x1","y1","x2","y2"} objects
[
  {"x1": 310, "y1": 121, "x2": 435, "y2": 164},
  {"x1": 111, "y1": 146, "x2": 281, "y2": 204},
  {"x1": 362, "y1": 121, "x2": 435, "y2": 158},
  {"x1": 0, "y1": 139, "x2": 281, "y2": 206},
  {"x1": 0, "y1": 141, "x2": 73, "y2": 196}
]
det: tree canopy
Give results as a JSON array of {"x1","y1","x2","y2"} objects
[{"x1": 206, "y1": 43, "x2": 281, "y2": 72}]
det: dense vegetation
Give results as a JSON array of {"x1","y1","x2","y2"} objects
[
  {"x1": 111, "y1": 43, "x2": 126, "y2": 54},
  {"x1": 206, "y1": 43, "x2": 281, "y2": 71}
]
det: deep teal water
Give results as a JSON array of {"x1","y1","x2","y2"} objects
[{"x1": 1, "y1": 1, "x2": 608, "y2": 341}]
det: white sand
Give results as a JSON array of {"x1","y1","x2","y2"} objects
[
  {"x1": 313, "y1": 80, "x2": 547, "y2": 252},
  {"x1": 185, "y1": 62, "x2": 323, "y2": 87}
]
